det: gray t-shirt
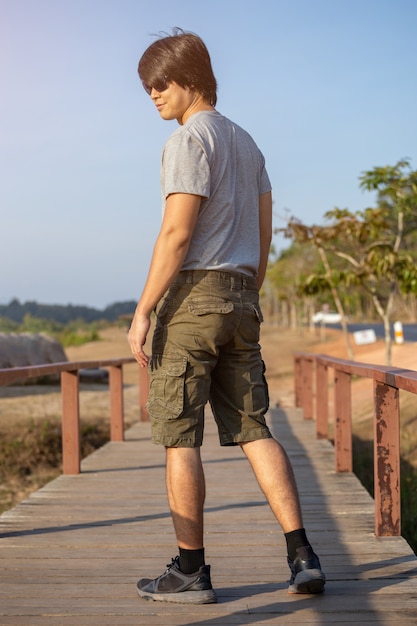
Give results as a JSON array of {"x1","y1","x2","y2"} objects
[{"x1": 161, "y1": 110, "x2": 272, "y2": 277}]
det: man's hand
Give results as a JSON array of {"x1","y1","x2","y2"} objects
[{"x1": 128, "y1": 313, "x2": 151, "y2": 368}]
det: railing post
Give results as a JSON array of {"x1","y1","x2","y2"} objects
[
  {"x1": 139, "y1": 366, "x2": 150, "y2": 421},
  {"x1": 316, "y1": 360, "x2": 329, "y2": 439},
  {"x1": 109, "y1": 365, "x2": 124, "y2": 442},
  {"x1": 302, "y1": 357, "x2": 314, "y2": 419},
  {"x1": 61, "y1": 370, "x2": 81, "y2": 475},
  {"x1": 294, "y1": 355, "x2": 303, "y2": 408},
  {"x1": 334, "y1": 368, "x2": 352, "y2": 472},
  {"x1": 373, "y1": 379, "x2": 401, "y2": 536}
]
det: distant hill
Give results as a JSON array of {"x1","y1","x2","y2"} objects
[{"x1": 0, "y1": 299, "x2": 137, "y2": 325}]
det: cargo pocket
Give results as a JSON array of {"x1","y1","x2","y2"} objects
[
  {"x1": 146, "y1": 355, "x2": 187, "y2": 420},
  {"x1": 240, "y1": 302, "x2": 263, "y2": 344}
]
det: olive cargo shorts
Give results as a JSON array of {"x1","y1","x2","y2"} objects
[{"x1": 147, "y1": 270, "x2": 272, "y2": 447}]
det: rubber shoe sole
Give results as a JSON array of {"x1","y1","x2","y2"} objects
[{"x1": 137, "y1": 582, "x2": 217, "y2": 604}]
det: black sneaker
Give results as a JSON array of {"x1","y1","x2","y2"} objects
[
  {"x1": 287, "y1": 546, "x2": 326, "y2": 594},
  {"x1": 136, "y1": 556, "x2": 217, "y2": 604}
]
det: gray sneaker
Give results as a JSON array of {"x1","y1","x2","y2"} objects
[
  {"x1": 287, "y1": 547, "x2": 326, "y2": 594},
  {"x1": 137, "y1": 556, "x2": 217, "y2": 604}
]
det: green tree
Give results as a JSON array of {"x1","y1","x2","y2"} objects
[
  {"x1": 278, "y1": 217, "x2": 355, "y2": 358},
  {"x1": 265, "y1": 242, "x2": 319, "y2": 329},
  {"x1": 278, "y1": 159, "x2": 417, "y2": 365},
  {"x1": 358, "y1": 159, "x2": 417, "y2": 363}
]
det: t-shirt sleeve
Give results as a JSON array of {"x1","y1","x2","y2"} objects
[
  {"x1": 161, "y1": 132, "x2": 210, "y2": 199},
  {"x1": 259, "y1": 155, "x2": 272, "y2": 195}
]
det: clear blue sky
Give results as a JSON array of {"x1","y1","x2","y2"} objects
[{"x1": 1, "y1": 0, "x2": 416, "y2": 308}]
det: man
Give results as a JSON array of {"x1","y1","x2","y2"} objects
[{"x1": 129, "y1": 28, "x2": 325, "y2": 604}]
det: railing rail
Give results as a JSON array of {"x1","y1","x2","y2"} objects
[
  {"x1": 294, "y1": 352, "x2": 417, "y2": 538},
  {"x1": 0, "y1": 359, "x2": 149, "y2": 475}
]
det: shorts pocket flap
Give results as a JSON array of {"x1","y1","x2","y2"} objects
[
  {"x1": 188, "y1": 300, "x2": 234, "y2": 315},
  {"x1": 165, "y1": 357, "x2": 187, "y2": 376},
  {"x1": 150, "y1": 355, "x2": 187, "y2": 376}
]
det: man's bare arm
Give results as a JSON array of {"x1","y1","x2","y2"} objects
[
  {"x1": 257, "y1": 191, "x2": 273, "y2": 290},
  {"x1": 128, "y1": 193, "x2": 201, "y2": 366}
]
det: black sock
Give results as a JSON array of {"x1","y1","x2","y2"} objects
[
  {"x1": 285, "y1": 528, "x2": 312, "y2": 561},
  {"x1": 178, "y1": 547, "x2": 205, "y2": 574}
]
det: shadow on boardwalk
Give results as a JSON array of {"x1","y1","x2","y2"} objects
[{"x1": 0, "y1": 407, "x2": 416, "y2": 625}]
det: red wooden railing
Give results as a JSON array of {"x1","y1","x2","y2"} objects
[
  {"x1": 294, "y1": 352, "x2": 417, "y2": 537},
  {"x1": 0, "y1": 359, "x2": 149, "y2": 475},
  {"x1": 4, "y1": 350, "x2": 414, "y2": 539}
]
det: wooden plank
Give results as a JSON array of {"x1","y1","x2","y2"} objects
[{"x1": 1, "y1": 407, "x2": 416, "y2": 625}]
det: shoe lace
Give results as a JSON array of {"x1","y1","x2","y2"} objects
[{"x1": 165, "y1": 556, "x2": 180, "y2": 572}]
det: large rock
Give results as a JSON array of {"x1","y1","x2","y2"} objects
[
  {"x1": 0, "y1": 333, "x2": 67, "y2": 383},
  {"x1": 0, "y1": 333, "x2": 67, "y2": 369},
  {"x1": 0, "y1": 333, "x2": 109, "y2": 384}
]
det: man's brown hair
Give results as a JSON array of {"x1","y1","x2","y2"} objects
[{"x1": 138, "y1": 28, "x2": 217, "y2": 106}]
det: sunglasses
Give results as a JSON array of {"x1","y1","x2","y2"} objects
[{"x1": 142, "y1": 76, "x2": 169, "y2": 95}]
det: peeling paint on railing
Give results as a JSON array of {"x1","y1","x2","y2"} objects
[{"x1": 294, "y1": 352, "x2": 417, "y2": 537}]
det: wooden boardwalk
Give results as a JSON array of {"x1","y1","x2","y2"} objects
[{"x1": 1, "y1": 406, "x2": 417, "y2": 625}]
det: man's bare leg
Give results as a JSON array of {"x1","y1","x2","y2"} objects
[
  {"x1": 241, "y1": 437, "x2": 325, "y2": 594},
  {"x1": 165, "y1": 447, "x2": 205, "y2": 549},
  {"x1": 240, "y1": 437, "x2": 303, "y2": 532},
  {"x1": 136, "y1": 446, "x2": 216, "y2": 603}
]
